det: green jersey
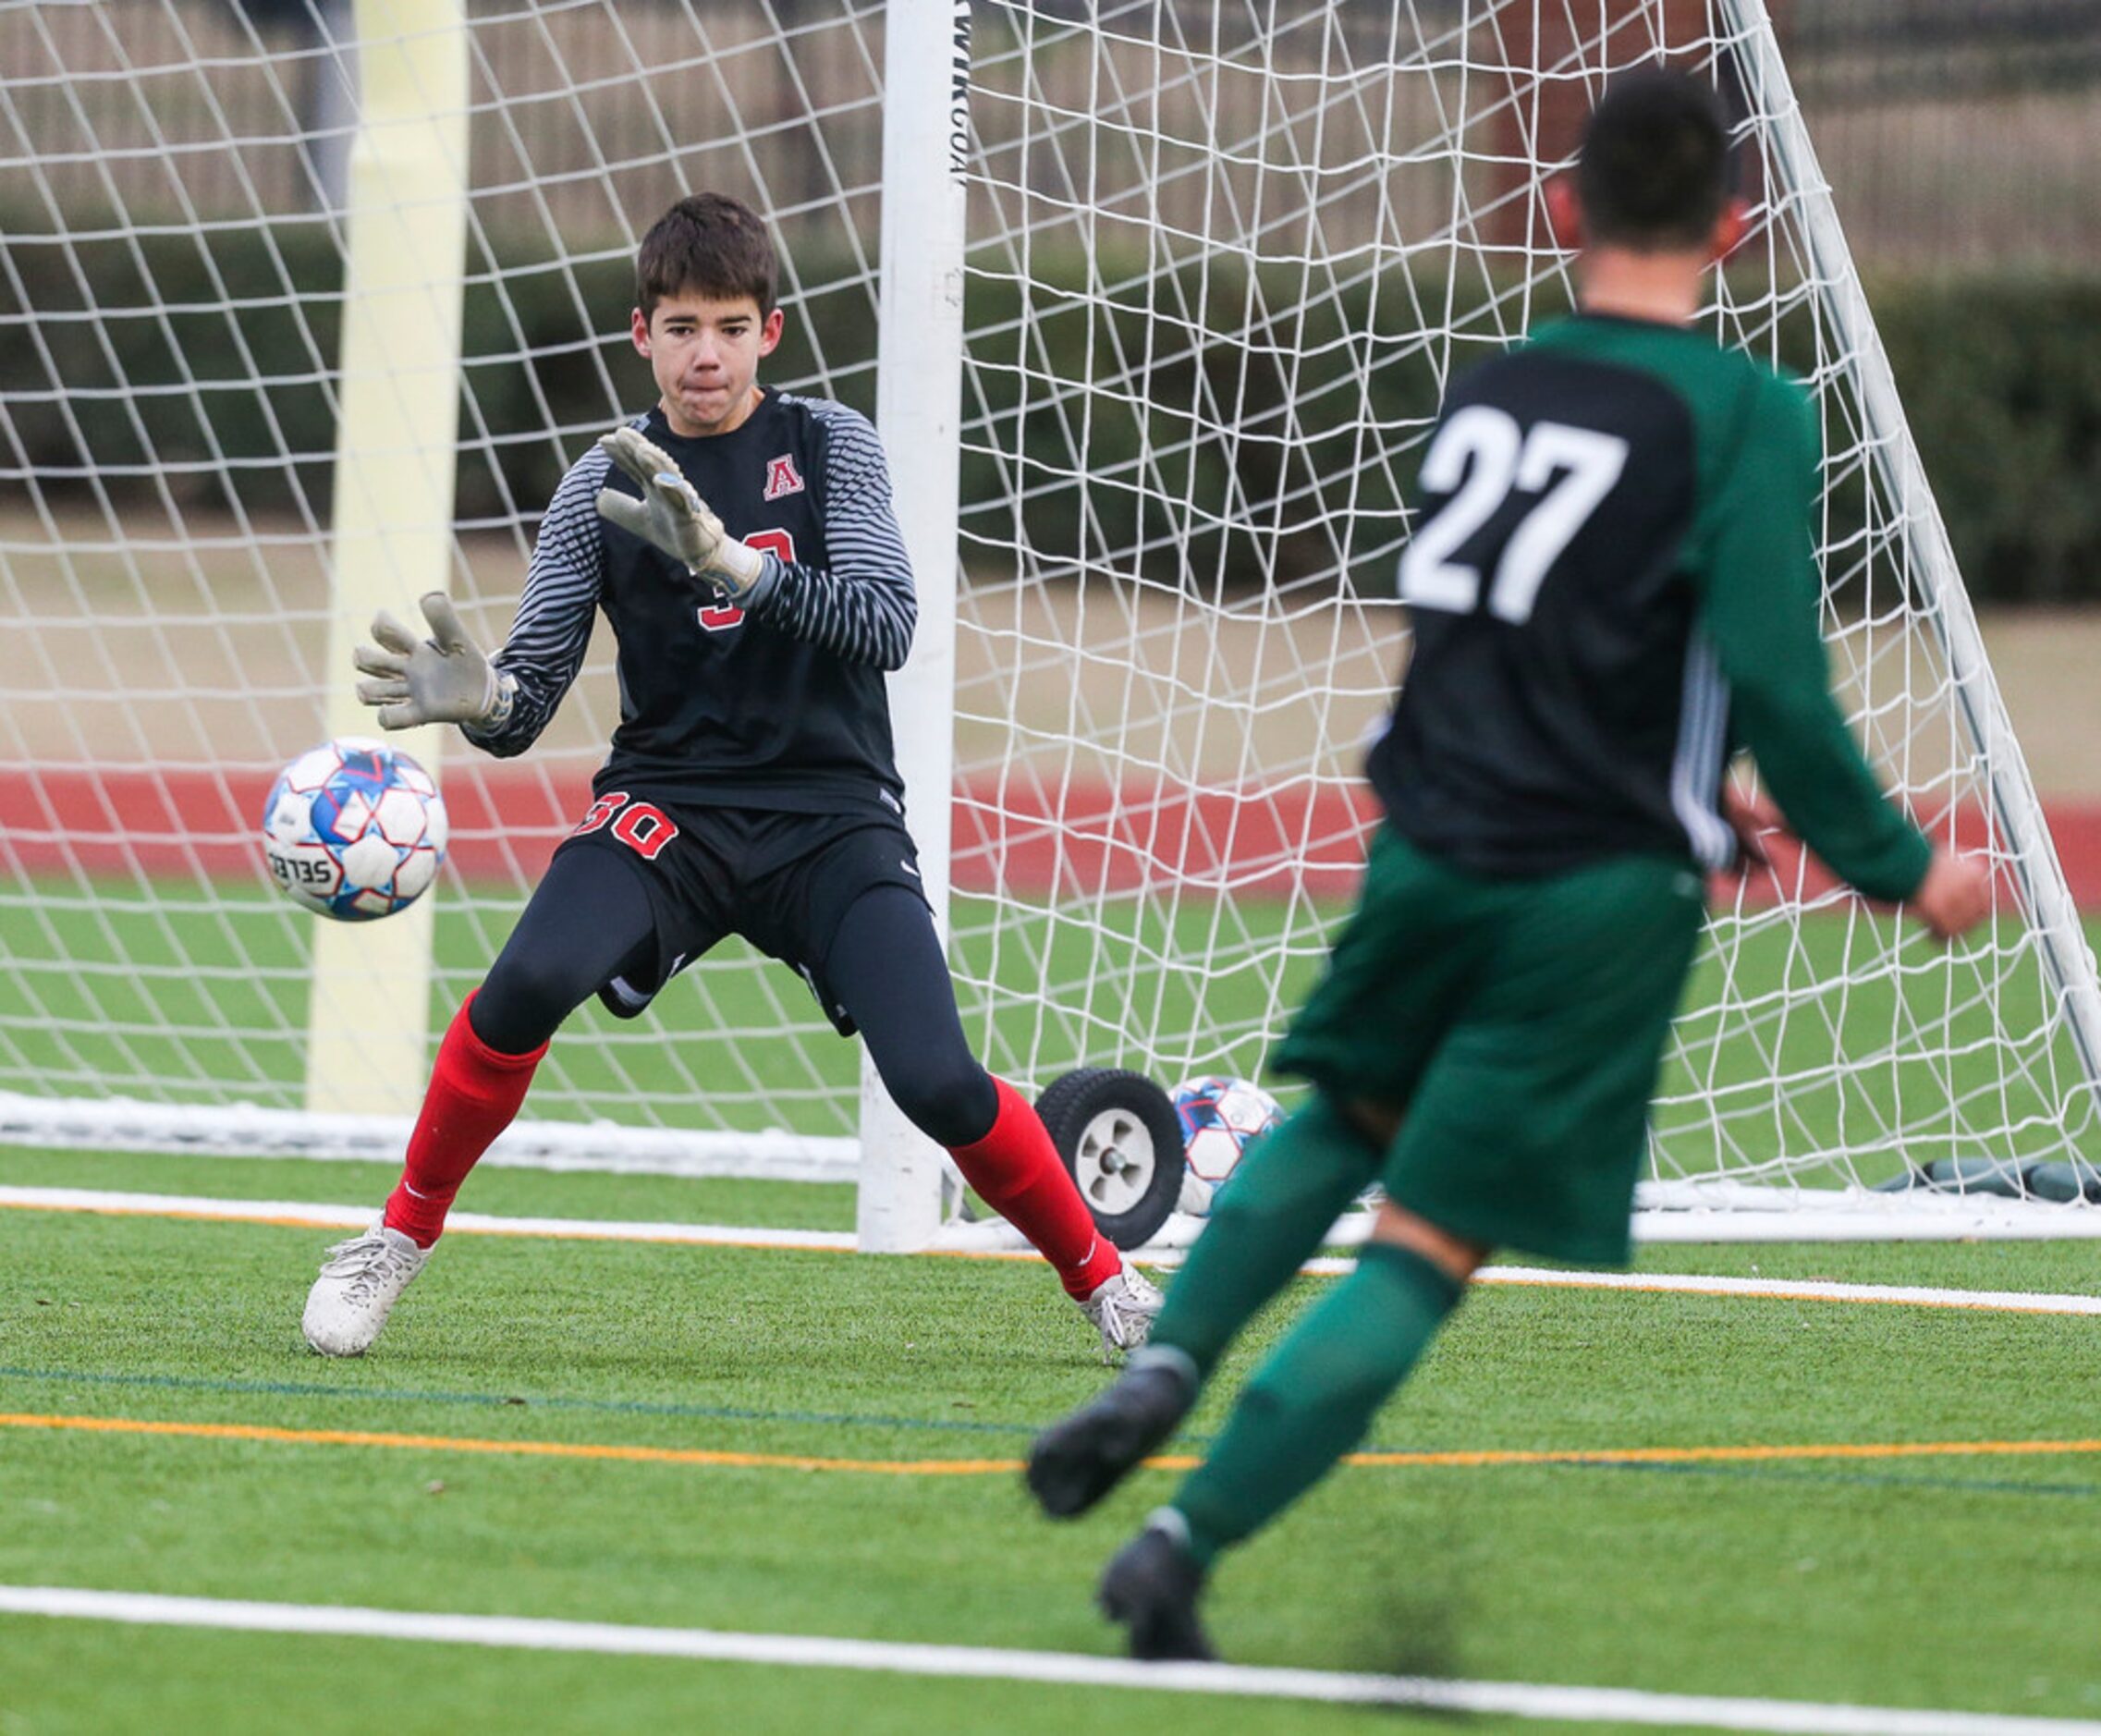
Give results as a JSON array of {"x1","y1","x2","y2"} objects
[{"x1": 1370, "y1": 313, "x2": 1930, "y2": 901}]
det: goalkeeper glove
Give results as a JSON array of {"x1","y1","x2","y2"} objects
[
  {"x1": 353, "y1": 593, "x2": 513, "y2": 732},
  {"x1": 595, "y1": 426, "x2": 767, "y2": 601}
]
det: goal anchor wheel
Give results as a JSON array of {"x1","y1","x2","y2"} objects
[{"x1": 1033, "y1": 1069, "x2": 1185, "y2": 1251}]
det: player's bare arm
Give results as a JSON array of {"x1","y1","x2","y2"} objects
[
  {"x1": 1907, "y1": 849, "x2": 1993, "y2": 939},
  {"x1": 1720, "y1": 780, "x2": 1781, "y2": 871}
]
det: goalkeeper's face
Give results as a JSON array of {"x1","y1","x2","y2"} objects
[{"x1": 632, "y1": 293, "x2": 785, "y2": 438}]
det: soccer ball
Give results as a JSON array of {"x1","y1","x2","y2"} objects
[
  {"x1": 261, "y1": 737, "x2": 448, "y2": 922},
  {"x1": 1170, "y1": 1075, "x2": 1285, "y2": 1216}
]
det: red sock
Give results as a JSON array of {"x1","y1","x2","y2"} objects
[
  {"x1": 949, "y1": 1077, "x2": 1123, "y2": 1299},
  {"x1": 383, "y1": 993, "x2": 547, "y2": 1248}
]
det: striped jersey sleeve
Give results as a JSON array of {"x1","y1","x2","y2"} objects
[
  {"x1": 461, "y1": 442, "x2": 615, "y2": 758},
  {"x1": 747, "y1": 396, "x2": 917, "y2": 670}
]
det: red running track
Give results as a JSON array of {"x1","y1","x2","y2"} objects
[{"x1": 4, "y1": 765, "x2": 2099, "y2": 909}]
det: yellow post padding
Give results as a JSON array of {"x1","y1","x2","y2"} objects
[{"x1": 306, "y1": 0, "x2": 470, "y2": 1116}]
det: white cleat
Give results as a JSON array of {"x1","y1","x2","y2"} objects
[
  {"x1": 302, "y1": 1224, "x2": 429, "y2": 1357},
  {"x1": 1080, "y1": 1260, "x2": 1164, "y2": 1362}
]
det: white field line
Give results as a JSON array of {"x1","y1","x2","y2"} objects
[
  {"x1": 2, "y1": 1586, "x2": 2095, "y2": 1736},
  {"x1": 7, "y1": 1184, "x2": 2101, "y2": 1316},
  {"x1": 0, "y1": 1184, "x2": 860, "y2": 1252},
  {"x1": 1468, "y1": 1265, "x2": 2101, "y2": 1315}
]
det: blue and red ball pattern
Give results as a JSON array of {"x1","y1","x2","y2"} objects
[
  {"x1": 261, "y1": 737, "x2": 449, "y2": 922},
  {"x1": 1169, "y1": 1074, "x2": 1285, "y2": 1216}
]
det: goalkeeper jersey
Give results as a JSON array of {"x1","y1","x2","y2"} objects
[
  {"x1": 465, "y1": 389, "x2": 915, "y2": 817},
  {"x1": 1370, "y1": 313, "x2": 1931, "y2": 901}
]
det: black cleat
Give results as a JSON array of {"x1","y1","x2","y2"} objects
[
  {"x1": 1026, "y1": 1361, "x2": 1193, "y2": 1519},
  {"x1": 1098, "y1": 1523, "x2": 1215, "y2": 1662}
]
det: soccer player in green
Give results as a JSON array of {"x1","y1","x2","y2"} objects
[{"x1": 1023, "y1": 68, "x2": 1993, "y2": 1661}]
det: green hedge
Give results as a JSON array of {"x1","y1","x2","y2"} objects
[
  {"x1": 1874, "y1": 278, "x2": 2101, "y2": 604},
  {"x1": 3, "y1": 223, "x2": 2095, "y2": 602}
]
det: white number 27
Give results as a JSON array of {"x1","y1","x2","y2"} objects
[{"x1": 1398, "y1": 406, "x2": 1629, "y2": 625}]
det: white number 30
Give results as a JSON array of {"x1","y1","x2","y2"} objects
[{"x1": 1398, "y1": 406, "x2": 1629, "y2": 625}]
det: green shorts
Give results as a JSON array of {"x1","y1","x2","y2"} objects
[{"x1": 1274, "y1": 826, "x2": 1705, "y2": 1265}]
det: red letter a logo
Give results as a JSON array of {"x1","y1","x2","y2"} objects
[{"x1": 763, "y1": 454, "x2": 805, "y2": 501}]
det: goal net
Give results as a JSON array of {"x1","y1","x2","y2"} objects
[{"x1": 3, "y1": 0, "x2": 2095, "y2": 1239}]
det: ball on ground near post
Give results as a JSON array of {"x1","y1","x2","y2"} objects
[
  {"x1": 1169, "y1": 1075, "x2": 1284, "y2": 1216},
  {"x1": 261, "y1": 737, "x2": 448, "y2": 922}
]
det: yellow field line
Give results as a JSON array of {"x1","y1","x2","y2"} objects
[
  {"x1": 8, "y1": 1410, "x2": 2101, "y2": 1480},
  {"x1": 0, "y1": 1412, "x2": 1020, "y2": 1476}
]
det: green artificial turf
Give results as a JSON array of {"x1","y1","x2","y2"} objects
[
  {"x1": 0, "y1": 886, "x2": 1331, "y2": 1133},
  {"x1": 4, "y1": 887, "x2": 2098, "y2": 1729},
  {"x1": 5, "y1": 1204, "x2": 2101, "y2": 1731},
  {"x1": 9, "y1": 892, "x2": 2092, "y2": 1192},
  {"x1": 0, "y1": 1620, "x2": 1530, "y2": 1736}
]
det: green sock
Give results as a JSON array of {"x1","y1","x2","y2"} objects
[
  {"x1": 1149, "y1": 1094, "x2": 1382, "y2": 1382},
  {"x1": 1171, "y1": 1242, "x2": 1462, "y2": 1566}
]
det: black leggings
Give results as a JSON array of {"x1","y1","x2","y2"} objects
[{"x1": 470, "y1": 850, "x2": 998, "y2": 1147}]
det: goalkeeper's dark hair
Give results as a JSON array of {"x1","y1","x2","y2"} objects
[
  {"x1": 1576, "y1": 67, "x2": 1735, "y2": 251},
  {"x1": 636, "y1": 193, "x2": 778, "y2": 320}
]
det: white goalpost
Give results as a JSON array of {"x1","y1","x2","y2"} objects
[
  {"x1": 1, "y1": 0, "x2": 2095, "y2": 1244},
  {"x1": 859, "y1": 0, "x2": 972, "y2": 1253}
]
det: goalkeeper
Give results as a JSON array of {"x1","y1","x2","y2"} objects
[
  {"x1": 1023, "y1": 69, "x2": 1992, "y2": 1660},
  {"x1": 301, "y1": 193, "x2": 1158, "y2": 1360}
]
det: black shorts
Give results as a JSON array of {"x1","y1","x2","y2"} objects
[{"x1": 551, "y1": 795, "x2": 931, "y2": 1035}]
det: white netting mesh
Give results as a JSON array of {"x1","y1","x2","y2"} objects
[
  {"x1": 947, "y1": 0, "x2": 2101, "y2": 1204},
  {"x1": 2, "y1": 0, "x2": 2095, "y2": 1216},
  {"x1": 1, "y1": 0, "x2": 887, "y2": 1144}
]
